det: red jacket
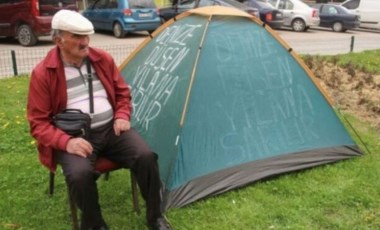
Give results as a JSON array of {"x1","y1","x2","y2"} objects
[{"x1": 27, "y1": 46, "x2": 132, "y2": 172}]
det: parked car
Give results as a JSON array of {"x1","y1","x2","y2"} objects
[
  {"x1": 341, "y1": 0, "x2": 380, "y2": 30},
  {"x1": 82, "y1": 0, "x2": 161, "y2": 38},
  {"x1": 312, "y1": 3, "x2": 360, "y2": 32},
  {"x1": 0, "y1": 0, "x2": 78, "y2": 46},
  {"x1": 238, "y1": 0, "x2": 284, "y2": 29},
  {"x1": 159, "y1": 0, "x2": 259, "y2": 24},
  {"x1": 268, "y1": 0, "x2": 320, "y2": 32}
]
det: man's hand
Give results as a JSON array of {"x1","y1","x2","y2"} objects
[
  {"x1": 114, "y1": 119, "x2": 131, "y2": 136},
  {"x1": 66, "y1": 138, "x2": 93, "y2": 158}
]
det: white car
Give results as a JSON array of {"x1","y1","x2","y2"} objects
[
  {"x1": 268, "y1": 0, "x2": 320, "y2": 32},
  {"x1": 341, "y1": 0, "x2": 380, "y2": 30}
]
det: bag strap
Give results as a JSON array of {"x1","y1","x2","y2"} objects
[{"x1": 86, "y1": 58, "x2": 94, "y2": 114}]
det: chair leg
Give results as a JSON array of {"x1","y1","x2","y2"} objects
[
  {"x1": 49, "y1": 172, "x2": 55, "y2": 196},
  {"x1": 48, "y1": 171, "x2": 78, "y2": 229},
  {"x1": 130, "y1": 171, "x2": 140, "y2": 215},
  {"x1": 104, "y1": 172, "x2": 110, "y2": 181},
  {"x1": 67, "y1": 186, "x2": 80, "y2": 230},
  {"x1": 49, "y1": 169, "x2": 139, "y2": 229}
]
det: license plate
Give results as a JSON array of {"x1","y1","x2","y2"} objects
[{"x1": 139, "y1": 13, "x2": 152, "y2": 18}]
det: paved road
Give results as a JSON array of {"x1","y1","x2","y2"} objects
[
  {"x1": 0, "y1": 31, "x2": 147, "y2": 50},
  {"x1": 276, "y1": 27, "x2": 380, "y2": 55}
]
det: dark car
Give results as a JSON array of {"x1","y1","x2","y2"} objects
[
  {"x1": 238, "y1": 0, "x2": 284, "y2": 29},
  {"x1": 82, "y1": 0, "x2": 161, "y2": 38},
  {"x1": 312, "y1": 3, "x2": 360, "y2": 32},
  {"x1": 159, "y1": 0, "x2": 259, "y2": 24},
  {"x1": 0, "y1": 0, "x2": 78, "y2": 46}
]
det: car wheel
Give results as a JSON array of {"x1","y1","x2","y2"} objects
[
  {"x1": 17, "y1": 24, "x2": 37, "y2": 46},
  {"x1": 332, "y1": 22, "x2": 344, "y2": 32},
  {"x1": 291, "y1": 18, "x2": 306, "y2": 32},
  {"x1": 113, "y1": 22, "x2": 125, "y2": 38}
]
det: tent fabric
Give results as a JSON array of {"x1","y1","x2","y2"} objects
[
  {"x1": 119, "y1": 6, "x2": 362, "y2": 211},
  {"x1": 165, "y1": 145, "x2": 360, "y2": 208}
]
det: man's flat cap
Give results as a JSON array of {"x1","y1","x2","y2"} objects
[{"x1": 52, "y1": 10, "x2": 94, "y2": 35}]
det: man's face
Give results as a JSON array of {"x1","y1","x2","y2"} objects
[{"x1": 56, "y1": 31, "x2": 90, "y2": 64}]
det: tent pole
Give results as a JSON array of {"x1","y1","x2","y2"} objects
[{"x1": 180, "y1": 15, "x2": 212, "y2": 127}]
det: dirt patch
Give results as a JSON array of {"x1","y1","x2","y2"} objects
[{"x1": 303, "y1": 56, "x2": 380, "y2": 131}]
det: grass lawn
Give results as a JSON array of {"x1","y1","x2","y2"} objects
[{"x1": 1, "y1": 51, "x2": 380, "y2": 229}]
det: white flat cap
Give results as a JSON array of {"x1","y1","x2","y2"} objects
[{"x1": 52, "y1": 10, "x2": 94, "y2": 35}]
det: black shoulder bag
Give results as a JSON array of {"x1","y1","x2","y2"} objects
[{"x1": 53, "y1": 59, "x2": 93, "y2": 139}]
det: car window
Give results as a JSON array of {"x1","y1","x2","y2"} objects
[
  {"x1": 128, "y1": 0, "x2": 156, "y2": 8},
  {"x1": 328, "y1": 6, "x2": 337, "y2": 14},
  {"x1": 342, "y1": 0, "x2": 360, "y2": 10},
  {"x1": 40, "y1": 0, "x2": 77, "y2": 6},
  {"x1": 93, "y1": 0, "x2": 108, "y2": 9},
  {"x1": 322, "y1": 5, "x2": 337, "y2": 14},
  {"x1": 253, "y1": 0, "x2": 269, "y2": 8},
  {"x1": 268, "y1": 0, "x2": 277, "y2": 7},
  {"x1": 278, "y1": 0, "x2": 293, "y2": 10},
  {"x1": 39, "y1": 0, "x2": 78, "y2": 15},
  {"x1": 108, "y1": 0, "x2": 118, "y2": 8}
]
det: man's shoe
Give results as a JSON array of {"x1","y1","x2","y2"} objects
[{"x1": 148, "y1": 217, "x2": 172, "y2": 230}]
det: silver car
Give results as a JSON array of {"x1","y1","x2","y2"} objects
[{"x1": 268, "y1": 0, "x2": 320, "y2": 32}]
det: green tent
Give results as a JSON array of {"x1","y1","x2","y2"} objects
[{"x1": 119, "y1": 6, "x2": 362, "y2": 211}]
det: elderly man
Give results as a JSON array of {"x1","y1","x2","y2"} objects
[{"x1": 27, "y1": 10, "x2": 172, "y2": 230}]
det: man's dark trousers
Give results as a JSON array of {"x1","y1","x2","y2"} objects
[{"x1": 55, "y1": 122, "x2": 162, "y2": 229}]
